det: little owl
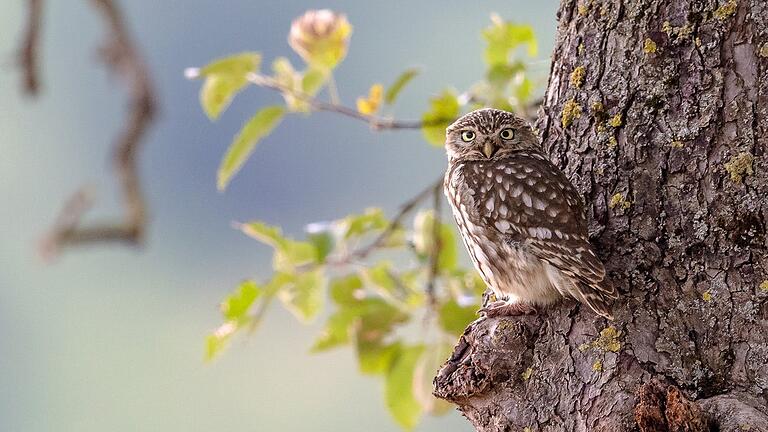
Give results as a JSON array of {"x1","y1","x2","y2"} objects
[{"x1": 443, "y1": 108, "x2": 617, "y2": 319}]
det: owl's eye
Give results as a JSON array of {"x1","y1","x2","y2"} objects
[
  {"x1": 461, "y1": 130, "x2": 476, "y2": 142},
  {"x1": 500, "y1": 128, "x2": 515, "y2": 140}
]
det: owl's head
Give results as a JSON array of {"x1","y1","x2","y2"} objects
[{"x1": 444, "y1": 108, "x2": 539, "y2": 162}]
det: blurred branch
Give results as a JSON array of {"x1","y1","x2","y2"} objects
[
  {"x1": 425, "y1": 182, "x2": 442, "y2": 309},
  {"x1": 39, "y1": 0, "x2": 157, "y2": 259},
  {"x1": 19, "y1": 0, "x2": 43, "y2": 95},
  {"x1": 247, "y1": 73, "x2": 427, "y2": 130},
  {"x1": 345, "y1": 177, "x2": 443, "y2": 263},
  {"x1": 289, "y1": 177, "x2": 443, "y2": 274}
]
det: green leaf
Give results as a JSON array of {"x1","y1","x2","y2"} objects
[
  {"x1": 205, "y1": 333, "x2": 229, "y2": 362},
  {"x1": 365, "y1": 262, "x2": 398, "y2": 294},
  {"x1": 413, "y1": 210, "x2": 458, "y2": 272},
  {"x1": 217, "y1": 106, "x2": 285, "y2": 191},
  {"x1": 272, "y1": 59, "x2": 327, "y2": 113},
  {"x1": 204, "y1": 321, "x2": 238, "y2": 362},
  {"x1": 240, "y1": 221, "x2": 319, "y2": 270},
  {"x1": 385, "y1": 68, "x2": 420, "y2": 105},
  {"x1": 273, "y1": 240, "x2": 317, "y2": 271},
  {"x1": 438, "y1": 299, "x2": 478, "y2": 336},
  {"x1": 385, "y1": 345, "x2": 425, "y2": 430},
  {"x1": 482, "y1": 19, "x2": 537, "y2": 68},
  {"x1": 200, "y1": 76, "x2": 249, "y2": 120},
  {"x1": 220, "y1": 280, "x2": 261, "y2": 321},
  {"x1": 302, "y1": 67, "x2": 328, "y2": 95},
  {"x1": 308, "y1": 232, "x2": 334, "y2": 263},
  {"x1": 355, "y1": 298, "x2": 409, "y2": 346},
  {"x1": 311, "y1": 308, "x2": 357, "y2": 352},
  {"x1": 343, "y1": 208, "x2": 388, "y2": 238},
  {"x1": 315, "y1": 274, "x2": 407, "y2": 354},
  {"x1": 330, "y1": 274, "x2": 364, "y2": 306},
  {"x1": 513, "y1": 76, "x2": 534, "y2": 106},
  {"x1": 200, "y1": 52, "x2": 261, "y2": 77},
  {"x1": 277, "y1": 268, "x2": 326, "y2": 322},
  {"x1": 421, "y1": 90, "x2": 460, "y2": 146},
  {"x1": 357, "y1": 341, "x2": 401, "y2": 375},
  {"x1": 240, "y1": 221, "x2": 287, "y2": 248},
  {"x1": 198, "y1": 52, "x2": 261, "y2": 120}
]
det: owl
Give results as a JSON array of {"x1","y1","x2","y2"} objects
[{"x1": 443, "y1": 108, "x2": 617, "y2": 319}]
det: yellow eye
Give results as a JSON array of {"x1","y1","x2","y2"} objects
[
  {"x1": 461, "y1": 130, "x2": 476, "y2": 142},
  {"x1": 500, "y1": 128, "x2": 515, "y2": 140}
]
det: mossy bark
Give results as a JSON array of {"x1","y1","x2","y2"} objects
[{"x1": 434, "y1": 0, "x2": 768, "y2": 430}]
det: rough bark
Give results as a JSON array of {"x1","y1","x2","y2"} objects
[{"x1": 434, "y1": 0, "x2": 768, "y2": 430}]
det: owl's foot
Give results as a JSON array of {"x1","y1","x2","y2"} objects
[{"x1": 479, "y1": 300, "x2": 537, "y2": 318}]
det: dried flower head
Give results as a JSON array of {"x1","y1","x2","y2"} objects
[{"x1": 288, "y1": 10, "x2": 352, "y2": 69}]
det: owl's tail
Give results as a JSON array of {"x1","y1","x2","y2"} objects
[{"x1": 575, "y1": 279, "x2": 618, "y2": 320}]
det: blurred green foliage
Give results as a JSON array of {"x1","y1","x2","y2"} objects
[{"x1": 190, "y1": 10, "x2": 539, "y2": 430}]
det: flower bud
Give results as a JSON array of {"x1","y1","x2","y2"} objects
[{"x1": 288, "y1": 9, "x2": 352, "y2": 70}]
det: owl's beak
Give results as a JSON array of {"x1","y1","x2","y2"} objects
[{"x1": 482, "y1": 141, "x2": 497, "y2": 158}]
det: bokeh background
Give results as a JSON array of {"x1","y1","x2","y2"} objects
[{"x1": 0, "y1": 1, "x2": 557, "y2": 430}]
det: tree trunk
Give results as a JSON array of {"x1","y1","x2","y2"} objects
[{"x1": 433, "y1": 0, "x2": 768, "y2": 430}]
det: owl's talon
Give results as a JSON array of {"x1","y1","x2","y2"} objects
[{"x1": 480, "y1": 302, "x2": 537, "y2": 318}]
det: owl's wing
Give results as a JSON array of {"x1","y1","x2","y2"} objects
[{"x1": 475, "y1": 152, "x2": 618, "y2": 315}]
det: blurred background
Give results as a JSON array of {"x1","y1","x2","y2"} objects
[{"x1": 0, "y1": 1, "x2": 557, "y2": 430}]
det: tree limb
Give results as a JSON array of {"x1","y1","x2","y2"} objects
[{"x1": 19, "y1": 0, "x2": 43, "y2": 95}]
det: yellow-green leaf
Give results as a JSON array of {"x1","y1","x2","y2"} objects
[
  {"x1": 217, "y1": 106, "x2": 285, "y2": 191},
  {"x1": 342, "y1": 208, "x2": 388, "y2": 238},
  {"x1": 365, "y1": 262, "x2": 398, "y2": 294},
  {"x1": 385, "y1": 68, "x2": 420, "y2": 105},
  {"x1": 273, "y1": 240, "x2": 317, "y2": 271},
  {"x1": 421, "y1": 90, "x2": 460, "y2": 146},
  {"x1": 272, "y1": 58, "x2": 327, "y2": 113},
  {"x1": 200, "y1": 76, "x2": 248, "y2": 120},
  {"x1": 311, "y1": 308, "x2": 357, "y2": 352},
  {"x1": 356, "y1": 83, "x2": 384, "y2": 115},
  {"x1": 413, "y1": 210, "x2": 458, "y2": 272},
  {"x1": 385, "y1": 345, "x2": 425, "y2": 430},
  {"x1": 357, "y1": 341, "x2": 400, "y2": 375},
  {"x1": 204, "y1": 321, "x2": 238, "y2": 362},
  {"x1": 302, "y1": 67, "x2": 328, "y2": 94},
  {"x1": 200, "y1": 52, "x2": 261, "y2": 77},
  {"x1": 330, "y1": 274, "x2": 364, "y2": 306},
  {"x1": 482, "y1": 18, "x2": 537, "y2": 68},
  {"x1": 221, "y1": 280, "x2": 261, "y2": 321},
  {"x1": 308, "y1": 232, "x2": 334, "y2": 262},
  {"x1": 240, "y1": 221, "x2": 319, "y2": 270},
  {"x1": 438, "y1": 299, "x2": 477, "y2": 336},
  {"x1": 198, "y1": 52, "x2": 261, "y2": 120},
  {"x1": 277, "y1": 269, "x2": 326, "y2": 322},
  {"x1": 240, "y1": 221, "x2": 286, "y2": 248}
]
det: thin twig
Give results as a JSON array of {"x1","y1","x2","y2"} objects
[
  {"x1": 39, "y1": 0, "x2": 157, "y2": 259},
  {"x1": 425, "y1": 181, "x2": 443, "y2": 310},
  {"x1": 247, "y1": 73, "x2": 430, "y2": 130},
  {"x1": 326, "y1": 72, "x2": 340, "y2": 105},
  {"x1": 345, "y1": 177, "x2": 444, "y2": 263},
  {"x1": 19, "y1": 0, "x2": 43, "y2": 95},
  {"x1": 286, "y1": 177, "x2": 443, "y2": 273}
]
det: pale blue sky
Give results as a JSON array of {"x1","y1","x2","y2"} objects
[{"x1": 0, "y1": 1, "x2": 558, "y2": 430}]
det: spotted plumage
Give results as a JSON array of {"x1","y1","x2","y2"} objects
[{"x1": 443, "y1": 108, "x2": 617, "y2": 319}]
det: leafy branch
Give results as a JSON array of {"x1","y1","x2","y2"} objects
[
  {"x1": 246, "y1": 72, "x2": 426, "y2": 130},
  {"x1": 190, "y1": 9, "x2": 541, "y2": 430}
]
